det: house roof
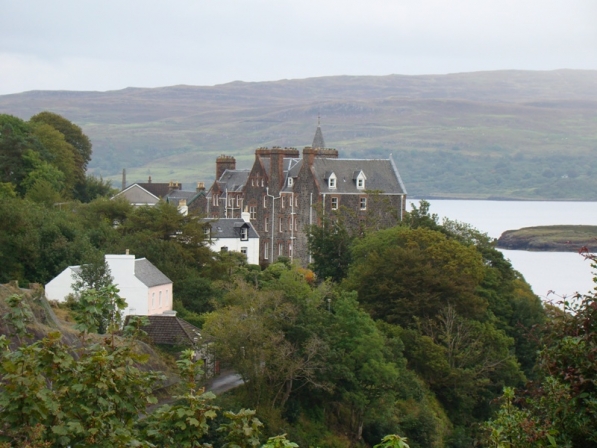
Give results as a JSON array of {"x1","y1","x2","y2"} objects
[
  {"x1": 135, "y1": 258, "x2": 172, "y2": 287},
  {"x1": 113, "y1": 184, "x2": 160, "y2": 204},
  {"x1": 136, "y1": 182, "x2": 172, "y2": 198},
  {"x1": 311, "y1": 157, "x2": 407, "y2": 194},
  {"x1": 216, "y1": 169, "x2": 250, "y2": 194},
  {"x1": 165, "y1": 189, "x2": 203, "y2": 207},
  {"x1": 203, "y1": 218, "x2": 259, "y2": 239},
  {"x1": 130, "y1": 314, "x2": 203, "y2": 345}
]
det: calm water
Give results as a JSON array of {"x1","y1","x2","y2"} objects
[{"x1": 407, "y1": 200, "x2": 597, "y2": 300}]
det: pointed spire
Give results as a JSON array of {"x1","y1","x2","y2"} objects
[{"x1": 312, "y1": 117, "x2": 325, "y2": 149}]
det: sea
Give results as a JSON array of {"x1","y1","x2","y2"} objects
[{"x1": 406, "y1": 200, "x2": 597, "y2": 301}]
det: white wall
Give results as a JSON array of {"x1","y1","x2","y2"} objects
[
  {"x1": 44, "y1": 254, "x2": 173, "y2": 316},
  {"x1": 45, "y1": 267, "x2": 78, "y2": 302},
  {"x1": 210, "y1": 237, "x2": 260, "y2": 265}
]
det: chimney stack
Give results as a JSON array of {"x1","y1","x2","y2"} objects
[{"x1": 216, "y1": 155, "x2": 236, "y2": 180}]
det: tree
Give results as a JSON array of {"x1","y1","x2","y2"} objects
[
  {"x1": 29, "y1": 112, "x2": 91, "y2": 183},
  {"x1": 344, "y1": 226, "x2": 487, "y2": 326}
]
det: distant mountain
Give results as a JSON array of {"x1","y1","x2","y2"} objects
[{"x1": 1, "y1": 70, "x2": 597, "y2": 200}]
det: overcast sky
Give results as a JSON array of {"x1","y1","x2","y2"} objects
[{"x1": 1, "y1": 0, "x2": 595, "y2": 95}]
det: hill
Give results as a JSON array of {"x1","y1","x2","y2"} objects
[
  {"x1": 497, "y1": 225, "x2": 597, "y2": 252},
  {"x1": 1, "y1": 70, "x2": 597, "y2": 200}
]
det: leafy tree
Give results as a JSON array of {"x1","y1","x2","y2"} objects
[
  {"x1": 30, "y1": 112, "x2": 91, "y2": 187},
  {"x1": 344, "y1": 226, "x2": 487, "y2": 326}
]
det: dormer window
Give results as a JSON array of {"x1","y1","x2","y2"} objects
[
  {"x1": 288, "y1": 177, "x2": 293, "y2": 187},
  {"x1": 327, "y1": 172, "x2": 337, "y2": 189},
  {"x1": 354, "y1": 170, "x2": 367, "y2": 190},
  {"x1": 240, "y1": 226, "x2": 248, "y2": 241}
]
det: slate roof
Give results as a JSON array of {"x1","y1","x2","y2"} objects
[
  {"x1": 136, "y1": 182, "x2": 172, "y2": 198},
  {"x1": 134, "y1": 258, "x2": 172, "y2": 287},
  {"x1": 203, "y1": 218, "x2": 259, "y2": 239},
  {"x1": 216, "y1": 170, "x2": 250, "y2": 194},
  {"x1": 311, "y1": 157, "x2": 407, "y2": 194},
  {"x1": 113, "y1": 184, "x2": 160, "y2": 203},
  {"x1": 165, "y1": 189, "x2": 203, "y2": 207},
  {"x1": 131, "y1": 315, "x2": 203, "y2": 345},
  {"x1": 312, "y1": 125, "x2": 326, "y2": 148}
]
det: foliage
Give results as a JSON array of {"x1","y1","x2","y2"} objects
[
  {"x1": 374, "y1": 434, "x2": 411, "y2": 448},
  {"x1": 486, "y1": 276, "x2": 597, "y2": 447}
]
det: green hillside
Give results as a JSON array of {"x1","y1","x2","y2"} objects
[{"x1": 1, "y1": 70, "x2": 596, "y2": 199}]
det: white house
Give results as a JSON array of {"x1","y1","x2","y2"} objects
[
  {"x1": 45, "y1": 253, "x2": 173, "y2": 316},
  {"x1": 205, "y1": 212, "x2": 260, "y2": 265}
]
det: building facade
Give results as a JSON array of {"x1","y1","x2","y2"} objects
[{"x1": 204, "y1": 125, "x2": 407, "y2": 265}]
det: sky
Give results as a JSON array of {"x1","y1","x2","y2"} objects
[{"x1": 1, "y1": 0, "x2": 596, "y2": 95}]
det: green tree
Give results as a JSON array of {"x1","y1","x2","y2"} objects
[{"x1": 344, "y1": 226, "x2": 487, "y2": 326}]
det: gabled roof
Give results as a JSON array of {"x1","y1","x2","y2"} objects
[
  {"x1": 134, "y1": 258, "x2": 172, "y2": 287},
  {"x1": 113, "y1": 184, "x2": 160, "y2": 204},
  {"x1": 311, "y1": 158, "x2": 407, "y2": 194},
  {"x1": 203, "y1": 218, "x2": 259, "y2": 239},
  {"x1": 132, "y1": 314, "x2": 202, "y2": 345},
  {"x1": 136, "y1": 182, "x2": 172, "y2": 198}
]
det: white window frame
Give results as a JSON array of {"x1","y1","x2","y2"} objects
[
  {"x1": 288, "y1": 177, "x2": 293, "y2": 187},
  {"x1": 279, "y1": 217, "x2": 283, "y2": 232},
  {"x1": 360, "y1": 197, "x2": 367, "y2": 210},
  {"x1": 265, "y1": 217, "x2": 269, "y2": 232},
  {"x1": 249, "y1": 206, "x2": 256, "y2": 220},
  {"x1": 240, "y1": 227, "x2": 248, "y2": 241},
  {"x1": 328, "y1": 174, "x2": 337, "y2": 189},
  {"x1": 263, "y1": 196, "x2": 267, "y2": 208},
  {"x1": 331, "y1": 197, "x2": 338, "y2": 210},
  {"x1": 264, "y1": 242, "x2": 269, "y2": 259}
]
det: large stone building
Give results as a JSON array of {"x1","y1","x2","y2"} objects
[{"x1": 204, "y1": 124, "x2": 407, "y2": 265}]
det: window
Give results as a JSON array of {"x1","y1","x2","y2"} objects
[
  {"x1": 261, "y1": 179, "x2": 264, "y2": 187},
  {"x1": 289, "y1": 244, "x2": 293, "y2": 258},
  {"x1": 360, "y1": 197, "x2": 367, "y2": 210},
  {"x1": 264, "y1": 242, "x2": 269, "y2": 259},
  {"x1": 294, "y1": 217, "x2": 298, "y2": 231},
  {"x1": 288, "y1": 217, "x2": 292, "y2": 231},
  {"x1": 278, "y1": 243, "x2": 283, "y2": 256},
  {"x1": 251, "y1": 178, "x2": 254, "y2": 186},
  {"x1": 212, "y1": 194, "x2": 218, "y2": 206},
  {"x1": 236, "y1": 196, "x2": 241, "y2": 207},
  {"x1": 263, "y1": 196, "x2": 267, "y2": 208},
  {"x1": 295, "y1": 195, "x2": 298, "y2": 207},
  {"x1": 228, "y1": 196, "x2": 234, "y2": 207},
  {"x1": 329, "y1": 177, "x2": 336, "y2": 189},
  {"x1": 288, "y1": 177, "x2": 293, "y2": 187},
  {"x1": 240, "y1": 226, "x2": 248, "y2": 240},
  {"x1": 355, "y1": 171, "x2": 367, "y2": 190},
  {"x1": 279, "y1": 217, "x2": 283, "y2": 232},
  {"x1": 152, "y1": 292, "x2": 155, "y2": 307},
  {"x1": 241, "y1": 247, "x2": 248, "y2": 256},
  {"x1": 249, "y1": 206, "x2": 256, "y2": 220},
  {"x1": 265, "y1": 217, "x2": 269, "y2": 232},
  {"x1": 281, "y1": 196, "x2": 285, "y2": 209},
  {"x1": 204, "y1": 226, "x2": 211, "y2": 237},
  {"x1": 331, "y1": 197, "x2": 338, "y2": 210},
  {"x1": 159, "y1": 291, "x2": 162, "y2": 307}
]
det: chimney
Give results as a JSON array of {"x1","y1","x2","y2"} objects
[
  {"x1": 216, "y1": 155, "x2": 236, "y2": 180},
  {"x1": 303, "y1": 147, "x2": 316, "y2": 166},
  {"x1": 196, "y1": 181, "x2": 205, "y2": 192},
  {"x1": 122, "y1": 168, "x2": 126, "y2": 191},
  {"x1": 148, "y1": 176, "x2": 152, "y2": 183},
  {"x1": 269, "y1": 148, "x2": 284, "y2": 193},
  {"x1": 242, "y1": 206, "x2": 251, "y2": 223}
]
